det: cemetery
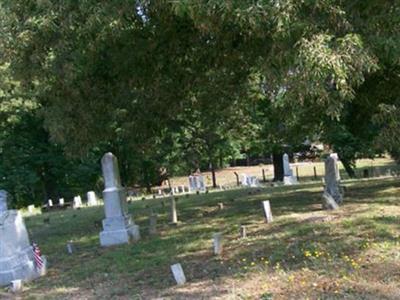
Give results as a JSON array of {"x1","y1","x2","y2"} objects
[
  {"x1": 0, "y1": 1, "x2": 399, "y2": 299},
  {"x1": 1, "y1": 156, "x2": 400, "y2": 298}
]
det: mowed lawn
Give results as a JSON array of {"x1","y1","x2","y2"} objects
[{"x1": 3, "y1": 177, "x2": 400, "y2": 299}]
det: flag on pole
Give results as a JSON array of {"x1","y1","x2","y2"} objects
[{"x1": 32, "y1": 242, "x2": 43, "y2": 270}]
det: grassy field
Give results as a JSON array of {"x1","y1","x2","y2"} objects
[{"x1": 2, "y1": 174, "x2": 400, "y2": 299}]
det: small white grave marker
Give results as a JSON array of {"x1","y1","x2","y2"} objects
[
  {"x1": 262, "y1": 200, "x2": 273, "y2": 223},
  {"x1": 170, "y1": 197, "x2": 178, "y2": 224},
  {"x1": 67, "y1": 241, "x2": 74, "y2": 254},
  {"x1": 27, "y1": 205, "x2": 35, "y2": 214},
  {"x1": 47, "y1": 199, "x2": 53, "y2": 207},
  {"x1": 170, "y1": 263, "x2": 186, "y2": 285},
  {"x1": 240, "y1": 225, "x2": 247, "y2": 238},
  {"x1": 59, "y1": 198, "x2": 64, "y2": 206},
  {"x1": 11, "y1": 279, "x2": 22, "y2": 292},
  {"x1": 213, "y1": 232, "x2": 223, "y2": 255}
]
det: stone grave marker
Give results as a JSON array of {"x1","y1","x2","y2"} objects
[
  {"x1": 170, "y1": 197, "x2": 178, "y2": 225},
  {"x1": 87, "y1": 191, "x2": 97, "y2": 206},
  {"x1": 0, "y1": 194, "x2": 47, "y2": 286},
  {"x1": 170, "y1": 263, "x2": 186, "y2": 285},
  {"x1": 213, "y1": 232, "x2": 223, "y2": 255},
  {"x1": 262, "y1": 200, "x2": 273, "y2": 223},
  {"x1": 99, "y1": 152, "x2": 140, "y2": 246},
  {"x1": 73, "y1": 196, "x2": 82, "y2": 209}
]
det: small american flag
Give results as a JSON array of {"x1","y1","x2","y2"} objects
[{"x1": 32, "y1": 243, "x2": 43, "y2": 270}]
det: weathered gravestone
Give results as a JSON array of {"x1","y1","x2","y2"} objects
[
  {"x1": 283, "y1": 153, "x2": 298, "y2": 185},
  {"x1": 87, "y1": 191, "x2": 97, "y2": 206},
  {"x1": 323, "y1": 155, "x2": 343, "y2": 208},
  {"x1": 99, "y1": 153, "x2": 140, "y2": 246},
  {"x1": 59, "y1": 198, "x2": 64, "y2": 206},
  {"x1": 0, "y1": 191, "x2": 46, "y2": 286},
  {"x1": 212, "y1": 232, "x2": 223, "y2": 255}
]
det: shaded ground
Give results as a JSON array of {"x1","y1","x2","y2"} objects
[{"x1": 1, "y1": 176, "x2": 400, "y2": 299}]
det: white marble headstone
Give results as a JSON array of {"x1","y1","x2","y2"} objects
[
  {"x1": 0, "y1": 210, "x2": 46, "y2": 286},
  {"x1": 99, "y1": 152, "x2": 140, "y2": 247}
]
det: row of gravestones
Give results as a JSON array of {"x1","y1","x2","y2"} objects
[{"x1": 0, "y1": 151, "x2": 343, "y2": 289}]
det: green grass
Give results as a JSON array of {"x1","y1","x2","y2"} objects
[{"x1": 2, "y1": 176, "x2": 400, "y2": 299}]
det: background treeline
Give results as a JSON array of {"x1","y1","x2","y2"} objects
[{"x1": 0, "y1": 1, "x2": 399, "y2": 206}]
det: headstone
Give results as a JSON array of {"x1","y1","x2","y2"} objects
[
  {"x1": 87, "y1": 191, "x2": 97, "y2": 206},
  {"x1": 240, "y1": 225, "x2": 247, "y2": 238},
  {"x1": 149, "y1": 214, "x2": 157, "y2": 235},
  {"x1": 66, "y1": 241, "x2": 74, "y2": 254},
  {"x1": 11, "y1": 279, "x2": 22, "y2": 292},
  {"x1": 27, "y1": 205, "x2": 35, "y2": 214},
  {"x1": 0, "y1": 190, "x2": 8, "y2": 212},
  {"x1": 59, "y1": 198, "x2": 64, "y2": 206},
  {"x1": 283, "y1": 154, "x2": 298, "y2": 185},
  {"x1": 170, "y1": 263, "x2": 186, "y2": 285},
  {"x1": 283, "y1": 153, "x2": 292, "y2": 176},
  {"x1": 217, "y1": 202, "x2": 224, "y2": 210},
  {"x1": 213, "y1": 232, "x2": 223, "y2": 255},
  {"x1": 99, "y1": 152, "x2": 140, "y2": 247},
  {"x1": 158, "y1": 189, "x2": 163, "y2": 196},
  {"x1": 240, "y1": 174, "x2": 260, "y2": 187},
  {"x1": 324, "y1": 156, "x2": 343, "y2": 205},
  {"x1": 73, "y1": 196, "x2": 82, "y2": 209},
  {"x1": 0, "y1": 209, "x2": 46, "y2": 286},
  {"x1": 170, "y1": 197, "x2": 178, "y2": 224},
  {"x1": 188, "y1": 175, "x2": 205, "y2": 193},
  {"x1": 262, "y1": 200, "x2": 273, "y2": 223},
  {"x1": 47, "y1": 199, "x2": 53, "y2": 207}
]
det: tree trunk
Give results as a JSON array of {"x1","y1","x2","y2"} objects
[
  {"x1": 272, "y1": 152, "x2": 284, "y2": 182},
  {"x1": 341, "y1": 158, "x2": 356, "y2": 178},
  {"x1": 210, "y1": 162, "x2": 217, "y2": 188}
]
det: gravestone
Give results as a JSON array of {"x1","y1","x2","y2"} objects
[
  {"x1": 27, "y1": 205, "x2": 35, "y2": 214},
  {"x1": 47, "y1": 199, "x2": 53, "y2": 207},
  {"x1": 170, "y1": 197, "x2": 178, "y2": 224},
  {"x1": 0, "y1": 190, "x2": 8, "y2": 212},
  {"x1": 170, "y1": 263, "x2": 186, "y2": 285},
  {"x1": 188, "y1": 175, "x2": 206, "y2": 193},
  {"x1": 213, "y1": 232, "x2": 223, "y2": 255},
  {"x1": 59, "y1": 198, "x2": 64, "y2": 206},
  {"x1": 0, "y1": 205, "x2": 46, "y2": 286},
  {"x1": 240, "y1": 225, "x2": 247, "y2": 238},
  {"x1": 324, "y1": 156, "x2": 343, "y2": 205},
  {"x1": 262, "y1": 200, "x2": 273, "y2": 223},
  {"x1": 87, "y1": 191, "x2": 97, "y2": 206},
  {"x1": 99, "y1": 152, "x2": 140, "y2": 247},
  {"x1": 240, "y1": 174, "x2": 260, "y2": 187},
  {"x1": 73, "y1": 196, "x2": 82, "y2": 209},
  {"x1": 283, "y1": 154, "x2": 298, "y2": 185}
]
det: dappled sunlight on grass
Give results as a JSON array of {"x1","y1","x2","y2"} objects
[{"x1": 3, "y1": 176, "x2": 399, "y2": 299}]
